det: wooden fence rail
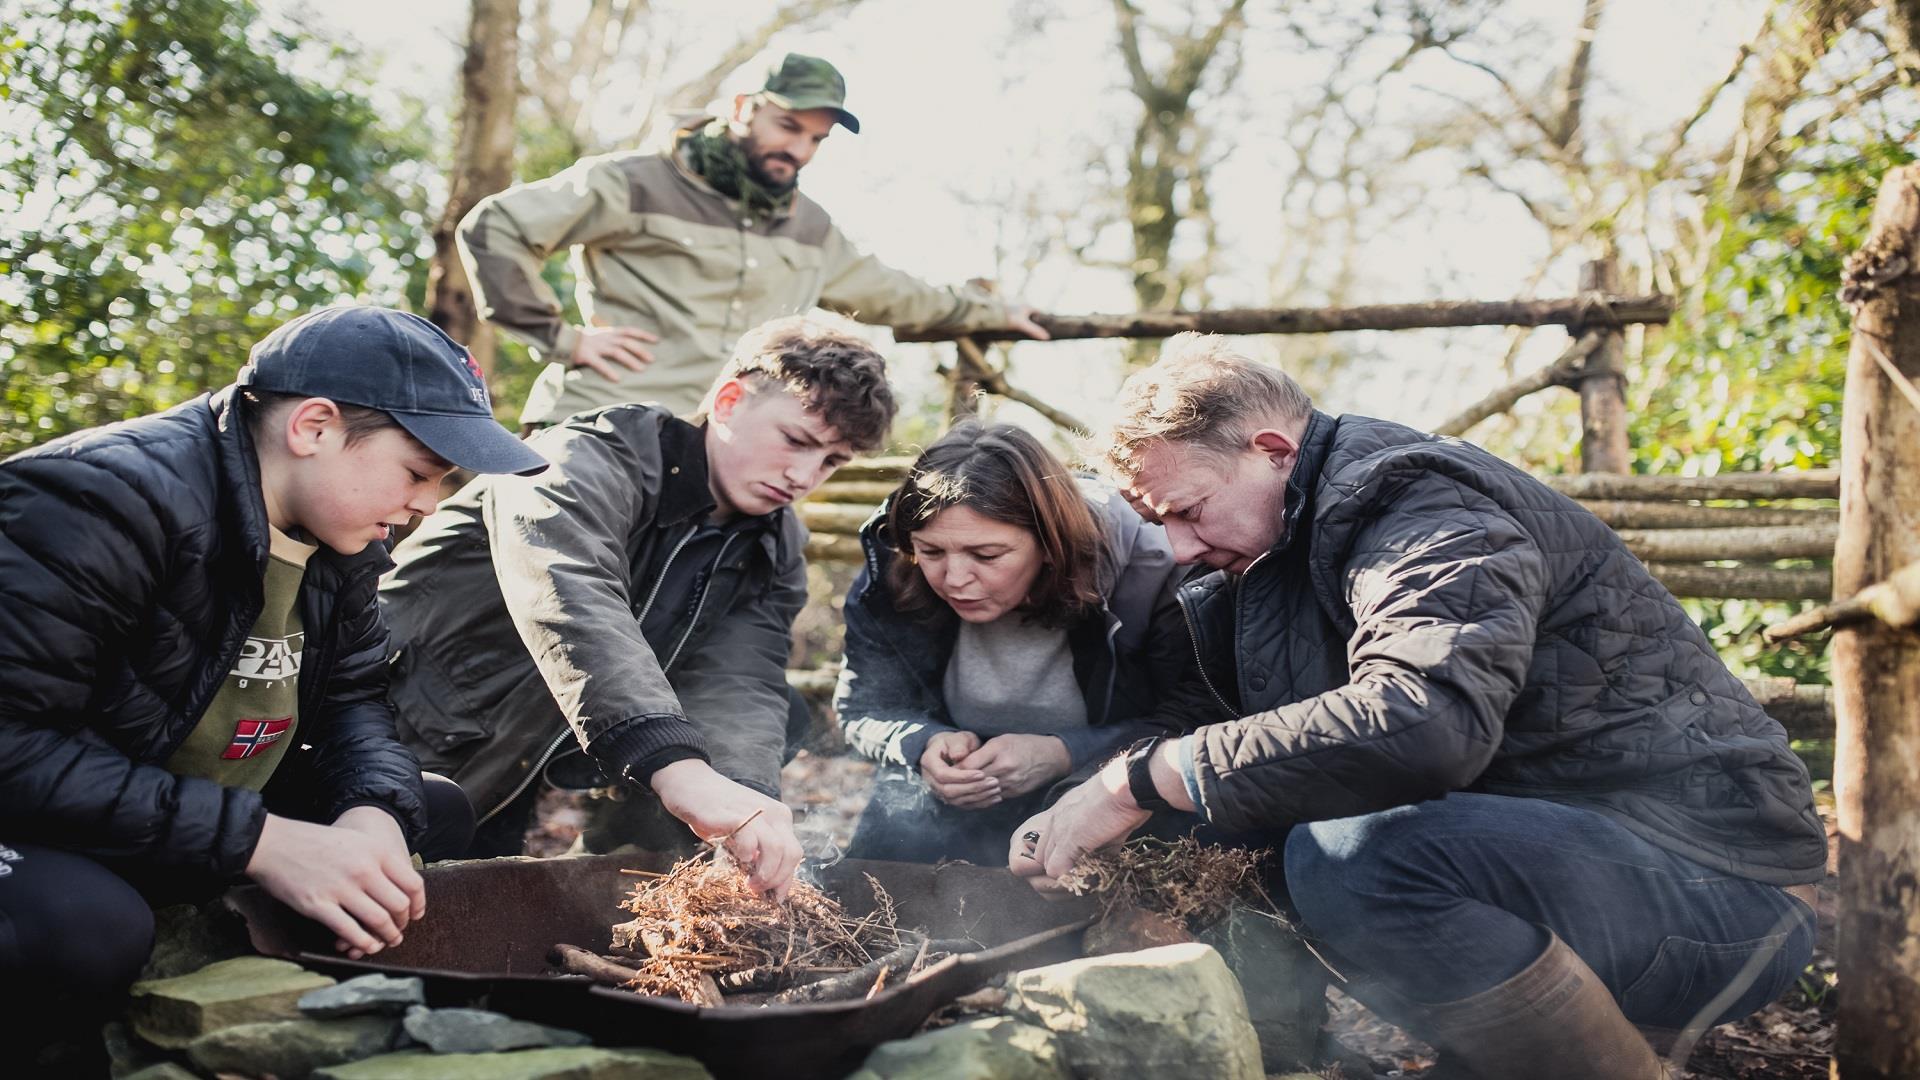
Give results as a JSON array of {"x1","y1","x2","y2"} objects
[
  {"x1": 799, "y1": 460, "x2": 1840, "y2": 601},
  {"x1": 892, "y1": 293, "x2": 1674, "y2": 343}
]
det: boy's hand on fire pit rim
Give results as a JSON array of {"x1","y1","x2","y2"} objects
[
  {"x1": 651, "y1": 759, "x2": 803, "y2": 901},
  {"x1": 246, "y1": 810, "x2": 425, "y2": 959},
  {"x1": 1007, "y1": 754, "x2": 1156, "y2": 892}
]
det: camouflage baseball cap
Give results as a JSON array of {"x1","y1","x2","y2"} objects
[{"x1": 760, "y1": 53, "x2": 860, "y2": 133}]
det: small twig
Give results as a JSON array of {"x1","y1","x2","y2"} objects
[
  {"x1": 550, "y1": 943, "x2": 645, "y2": 986},
  {"x1": 722, "y1": 808, "x2": 766, "y2": 842},
  {"x1": 864, "y1": 964, "x2": 893, "y2": 1000}
]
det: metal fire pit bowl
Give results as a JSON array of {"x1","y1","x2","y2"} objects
[{"x1": 226, "y1": 853, "x2": 1095, "y2": 1078}]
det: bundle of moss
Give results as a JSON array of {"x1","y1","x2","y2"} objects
[{"x1": 1057, "y1": 835, "x2": 1274, "y2": 932}]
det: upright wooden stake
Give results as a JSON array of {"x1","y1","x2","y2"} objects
[
  {"x1": 1831, "y1": 162, "x2": 1920, "y2": 1080},
  {"x1": 1575, "y1": 257, "x2": 1631, "y2": 473}
]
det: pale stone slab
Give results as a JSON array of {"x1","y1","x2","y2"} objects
[
  {"x1": 1007, "y1": 941, "x2": 1263, "y2": 1080},
  {"x1": 851, "y1": 1016, "x2": 1071, "y2": 1080},
  {"x1": 129, "y1": 955, "x2": 335, "y2": 1048}
]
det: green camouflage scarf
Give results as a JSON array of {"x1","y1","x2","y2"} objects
[{"x1": 680, "y1": 118, "x2": 795, "y2": 220}]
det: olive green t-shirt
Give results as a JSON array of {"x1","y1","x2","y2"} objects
[{"x1": 163, "y1": 526, "x2": 316, "y2": 789}]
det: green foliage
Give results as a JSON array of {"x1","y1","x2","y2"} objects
[
  {"x1": 1633, "y1": 134, "x2": 1914, "y2": 478},
  {"x1": 1626, "y1": 133, "x2": 1912, "y2": 685},
  {"x1": 0, "y1": 0, "x2": 430, "y2": 455}
]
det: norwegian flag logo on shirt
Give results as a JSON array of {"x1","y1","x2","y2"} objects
[{"x1": 222, "y1": 717, "x2": 292, "y2": 760}]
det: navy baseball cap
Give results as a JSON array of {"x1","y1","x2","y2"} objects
[{"x1": 238, "y1": 306, "x2": 548, "y2": 476}]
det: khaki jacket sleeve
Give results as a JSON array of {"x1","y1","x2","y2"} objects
[
  {"x1": 456, "y1": 156, "x2": 636, "y2": 361},
  {"x1": 815, "y1": 224, "x2": 1011, "y2": 332}
]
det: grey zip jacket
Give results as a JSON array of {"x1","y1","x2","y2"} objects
[{"x1": 379, "y1": 405, "x2": 805, "y2": 819}]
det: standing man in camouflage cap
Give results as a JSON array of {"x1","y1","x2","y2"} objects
[{"x1": 460, "y1": 53, "x2": 1050, "y2": 429}]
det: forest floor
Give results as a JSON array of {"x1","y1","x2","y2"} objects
[{"x1": 527, "y1": 751, "x2": 1839, "y2": 1080}]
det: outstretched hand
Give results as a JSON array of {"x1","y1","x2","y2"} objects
[
  {"x1": 1007, "y1": 757, "x2": 1152, "y2": 893},
  {"x1": 245, "y1": 808, "x2": 425, "y2": 959},
  {"x1": 651, "y1": 758, "x2": 803, "y2": 901}
]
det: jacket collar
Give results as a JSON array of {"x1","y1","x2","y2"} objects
[
  {"x1": 1264, "y1": 408, "x2": 1339, "y2": 560},
  {"x1": 653, "y1": 415, "x2": 721, "y2": 526}
]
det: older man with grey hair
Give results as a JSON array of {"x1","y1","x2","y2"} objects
[{"x1": 1012, "y1": 334, "x2": 1824, "y2": 1079}]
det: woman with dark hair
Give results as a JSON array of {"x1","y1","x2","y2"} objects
[{"x1": 836, "y1": 421, "x2": 1191, "y2": 865}]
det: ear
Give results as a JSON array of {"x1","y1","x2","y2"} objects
[
  {"x1": 1249, "y1": 428, "x2": 1299, "y2": 472},
  {"x1": 282, "y1": 398, "x2": 343, "y2": 460},
  {"x1": 708, "y1": 377, "x2": 748, "y2": 425}
]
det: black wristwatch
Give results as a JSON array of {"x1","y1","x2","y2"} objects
[{"x1": 1124, "y1": 736, "x2": 1173, "y2": 812}]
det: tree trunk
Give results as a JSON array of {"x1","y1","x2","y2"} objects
[
  {"x1": 1830, "y1": 162, "x2": 1920, "y2": 1079},
  {"x1": 1890, "y1": 0, "x2": 1920, "y2": 84},
  {"x1": 426, "y1": 0, "x2": 520, "y2": 374}
]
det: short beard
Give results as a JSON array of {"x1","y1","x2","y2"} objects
[{"x1": 743, "y1": 149, "x2": 801, "y2": 193}]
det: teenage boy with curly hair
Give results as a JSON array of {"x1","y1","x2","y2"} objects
[{"x1": 382, "y1": 316, "x2": 897, "y2": 898}]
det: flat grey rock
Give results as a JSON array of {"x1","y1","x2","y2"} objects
[
  {"x1": 400, "y1": 1006, "x2": 592, "y2": 1054},
  {"x1": 299, "y1": 973, "x2": 427, "y2": 1017}
]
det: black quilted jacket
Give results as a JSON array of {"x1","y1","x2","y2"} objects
[
  {"x1": 1174, "y1": 411, "x2": 1827, "y2": 885},
  {"x1": 0, "y1": 388, "x2": 427, "y2": 878}
]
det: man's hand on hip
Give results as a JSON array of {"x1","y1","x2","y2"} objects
[
  {"x1": 245, "y1": 810, "x2": 426, "y2": 959},
  {"x1": 650, "y1": 758, "x2": 802, "y2": 901},
  {"x1": 570, "y1": 324, "x2": 659, "y2": 382}
]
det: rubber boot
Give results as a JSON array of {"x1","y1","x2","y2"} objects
[{"x1": 1401, "y1": 931, "x2": 1665, "y2": 1080}]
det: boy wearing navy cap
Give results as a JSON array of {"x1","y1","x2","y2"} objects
[{"x1": 0, "y1": 307, "x2": 548, "y2": 1019}]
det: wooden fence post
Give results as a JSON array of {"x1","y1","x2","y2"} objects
[
  {"x1": 1831, "y1": 162, "x2": 1920, "y2": 1079},
  {"x1": 1575, "y1": 256, "x2": 1631, "y2": 473}
]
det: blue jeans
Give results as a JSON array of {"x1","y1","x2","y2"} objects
[{"x1": 1282, "y1": 793, "x2": 1814, "y2": 1029}]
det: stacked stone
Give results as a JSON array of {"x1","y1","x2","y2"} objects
[
  {"x1": 110, "y1": 957, "x2": 709, "y2": 1080},
  {"x1": 109, "y1": 903, "x2": 1336, "y2": 1079}
]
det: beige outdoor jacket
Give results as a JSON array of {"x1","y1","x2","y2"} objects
[{"x1": 458, "y1": 142, "x2": 1013, "y2": 424}]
